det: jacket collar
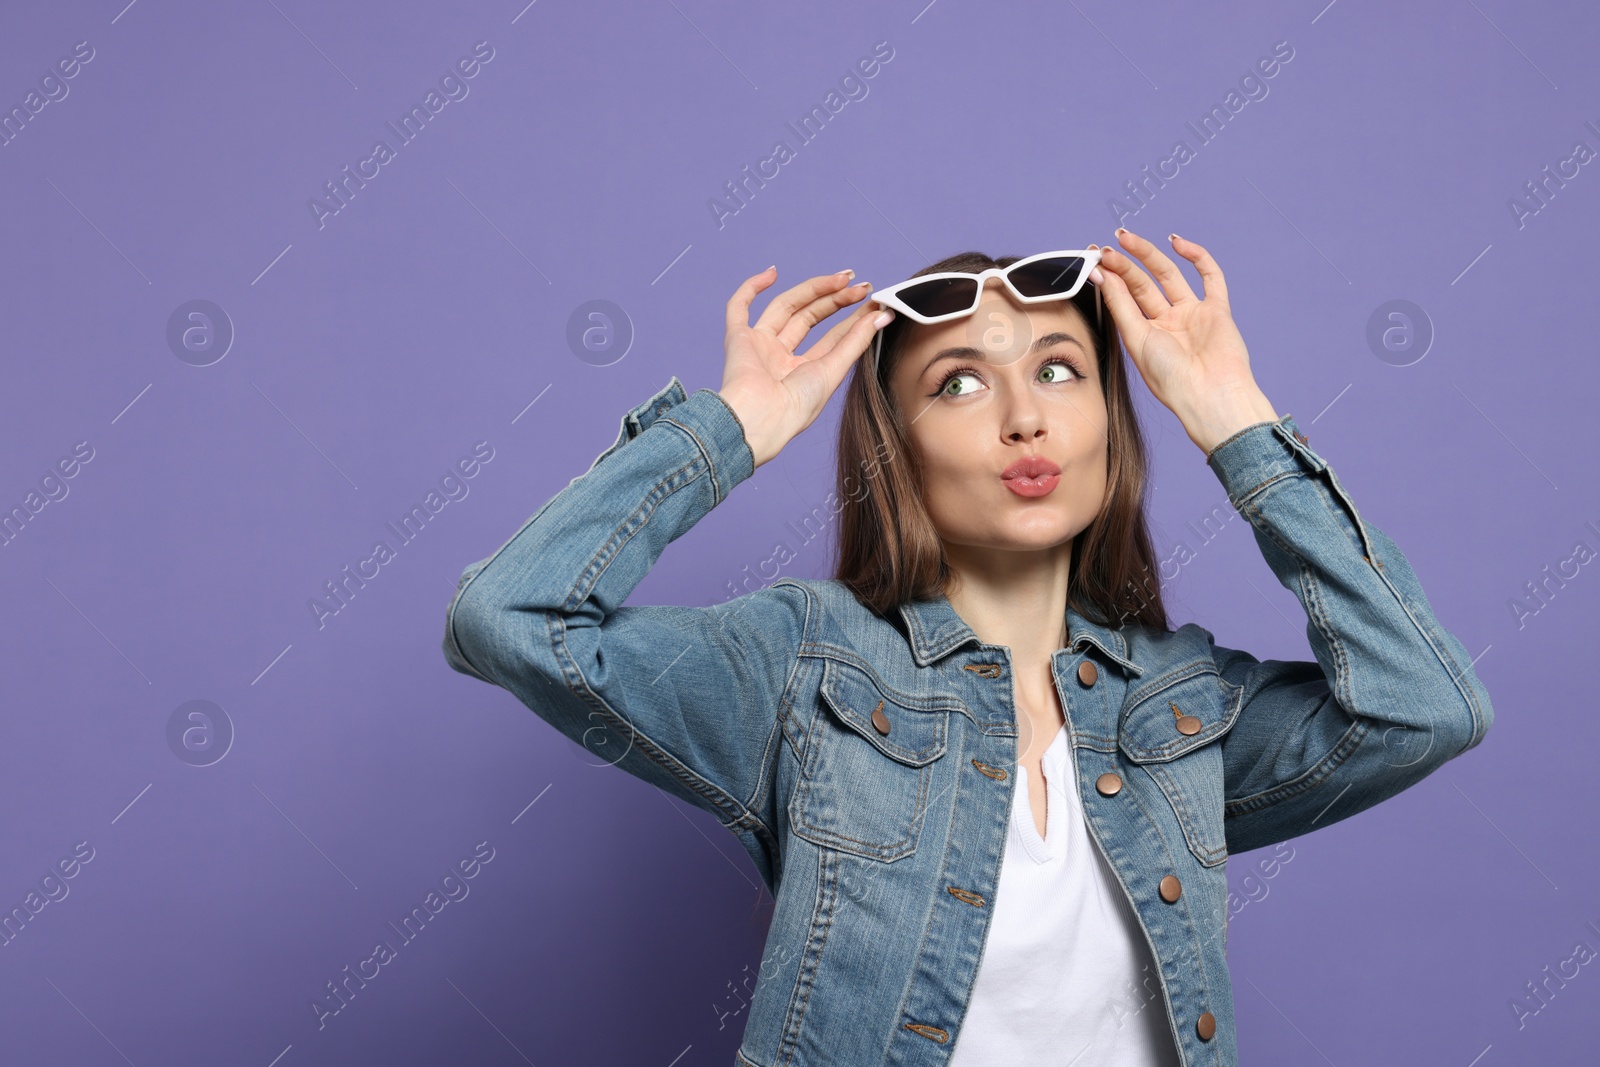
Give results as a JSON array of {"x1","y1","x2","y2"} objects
[{"x1": 896, "y1": 594, "x2": 1144, "y2": 676}]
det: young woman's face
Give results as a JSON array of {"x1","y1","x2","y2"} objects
[{"x1": 886, "y1": 283, "x2": 1109, "y2": 556}]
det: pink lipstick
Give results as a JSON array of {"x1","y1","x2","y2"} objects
[{"x1": 1001, "y1": 455, "x2": 1061, "y2": 498}]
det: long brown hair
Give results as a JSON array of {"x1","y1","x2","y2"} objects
[{"x1": 831, "y1": 250, "x2": 1169, "y2": 634}]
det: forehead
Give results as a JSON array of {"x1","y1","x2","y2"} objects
[{"x1": 891, "y1": 285, "x2": 1094, "y2": 383}]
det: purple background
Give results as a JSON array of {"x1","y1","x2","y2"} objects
[{"x1": 1, "y1": 1, "x2": 1595, "y2": 1064}]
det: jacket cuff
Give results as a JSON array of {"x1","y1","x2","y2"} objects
[
  {"x1": 1205, "y1": 414, "x2": 1327, "y2": 505},
  {"x1": 658, "y1": 388, "x2": 756, "y2": 506},
  {"x1": 596, "y1": 378, "x2": 755, "y2": 506}
]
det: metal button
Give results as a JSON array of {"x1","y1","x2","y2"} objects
[
  {"x1": 1159, "y1": 875, "x2": 1182, "y2": 903},
  {"x1": 1170, "y1": 701, "x2": 1202, "y2": 736},
  {"x1": 870, "y1": 700, "x2": 890, "y2": 735},
  {"x1": 1077, "y1": 660, "x2": 1098, "y2": 687},
  {"x1": 1095, "y1": 772, "x2": 1123, "y2": 796},
  {"x1": 1196, "y1": 1011, "x2": 1216, "y2": 1041}
]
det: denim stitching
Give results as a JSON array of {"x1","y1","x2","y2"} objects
[
  {"x1": 726, "y1": 809, "x2": 782, "y2": 891},
  {"x1": 562, "y1": 458, "x2": 702, "y2": 613},
  {"x1": 1231, "y1": 467, "x2": 1297, "y2": 509},
  {"x1": 1253, "y1": 465, "x2": 1485, "y2": 753},
  {"x1": 734, "y1": 583, "x2": 812, "y2": 861},
  {"x1": 1238, "y1": 493, "x2": 1358, "y2": 717},
  {"x1": 549, "y1": 611, "x2": 747, "y2": 823},
  {"x1": 1124, "y1": 659, "x2": 1220, "y2": 709},
  {"x1": 1120, "y1": 669, "x2": 1243, "y2": 762},
  {"x1": 1118, "y1": 766, "x2": 1220, "y2": 1062},
  {"x1": 792, "y1": 773, "x2": 925, "y2": 856},
  {"x1": 776, "y1": 846, "x2": 838, "y2": 1067},
  {"x1": 443, "y1": 494, "x2": 568, "y2": 680},
  {"x1": 790, "y1": 703, "x2": 935, "y2": 859},
  {"x1": 540, "y1": 448, "x2": 759, "y2": 826},
  {"x1": 1224, "y1": 715, "x2": 1370, "y2": 815},
  {"x1": 1204, "y1": 416, "x2": 1284, "y2": 462},
  {"x1": 798, "y1": 648, "x2": 970, "y2": 714},
  {"x1": 1406, "y1": 609, "x2": 1487, "y2": 751},
  {"x1": 895, "y1": 764, "x2": 976, "y2": 1057},
  {"x1": 707, "y1": 388, "x2": 754, "y2": 462},
  {"x1": 1360, "y1": 548, "x2": 1488, "y2": 753},
  {"x1": 817, "y1": 692, "x2": 947, "y2": 767},
  {"x1": 1148, "y1": 759, "x2": 1229, "y2": 866},
  {"x1": 656, "y1": 413, "x2": 724, "y2": 506},
  {"x1": 1322, "y1": 464, "x2": 1378, "y2": 560}
]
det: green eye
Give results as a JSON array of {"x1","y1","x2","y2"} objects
[
  {"x1": 942, "y1": 373, "x2": 981, "y2": 396},
  {"x1": 1038, "y1": 360, "x2": 1076, "y2": 383}
]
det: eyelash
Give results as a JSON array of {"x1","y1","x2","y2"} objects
[{"x1": 930, "y1": 356, "x2": 1085, "y2": 397}]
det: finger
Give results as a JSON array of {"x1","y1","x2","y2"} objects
[
  {"x1": 754, "y1": 270, "x2": 857, "y2": 337},
  {"x1": 1090, "y1": 247, "x2": 1146, "y2": 337},
  {"x1": 776, "y1": 278, "x2": 874, "y2": 352},
  {"x1": 1114, "y1": 228, "x2": 1198, "y2": 305},
  {"x1": 1170, "y1": 234, "x2": 1229, "y2": 305},
  {"x1": 810, "y1": 301, "x2": 892, "y2": 391},
  {"x1": 726, "y1": 266, "x2": 779, "y2": 334},
  {"x1": 1099, "y1": 244, "x2": 1169, "y2": 320},
  {"x1": 797, "y1": 297, "x2": 880, "y2": 365}
]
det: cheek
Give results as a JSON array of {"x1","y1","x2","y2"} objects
[{"x1": 911, "y1": 438, "x2": 986, "y2": 520}]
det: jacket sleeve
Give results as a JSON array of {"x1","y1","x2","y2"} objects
[
  {"x1": 440, "y1": 377, "x2": 809, "y2": 857},
  {"x1": 1201, "y1": 414, "x2": 1494, "y2": 855}
]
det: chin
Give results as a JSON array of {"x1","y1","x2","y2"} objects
[{"x1": 955, "y1": 518, "x2": 1078, "y2": 555}]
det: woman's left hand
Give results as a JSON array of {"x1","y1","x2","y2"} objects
[{"x1": 1095, "y1": 229, "x2": 1280, "y2": 455}]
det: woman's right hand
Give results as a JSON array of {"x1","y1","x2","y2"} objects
[{"x1": 718, "y1": 266, "x2": 894, "y2": 469}]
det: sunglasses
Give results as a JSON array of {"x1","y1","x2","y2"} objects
[{"x1": 870, "y1": 248, "x2": 1104, "y2": 368}]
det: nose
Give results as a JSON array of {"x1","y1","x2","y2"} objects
[{"x1": 1000, "y1": 379, "x2": 1047, "y2": 444}]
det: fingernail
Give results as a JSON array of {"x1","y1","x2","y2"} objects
[
  {"x1": 1114, "y1": 227, "x2": 1129, "y2": 237},
  {"x1": 1168, "y1": 233, "x2": 1180, "y2": 243},
  {"x1": 1089, "y1": 267, "x2": 1104, "y2": 284},
  {"x1": 836, "y1": 269, "x2": 855, "y2": 280},
  {"x1": 873, "y1": 310, "x2": 894, "y2": 328},
  {"x1": 765, "y1": 264, "x2": 776, "y2": 273}
]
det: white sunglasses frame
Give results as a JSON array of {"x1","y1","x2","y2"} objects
[{"x1": 869, "y1": 248, "x2": 1104, "y2": 366}]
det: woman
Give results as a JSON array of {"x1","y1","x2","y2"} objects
[{"x1": 441, "y1": 230, "x2": 1493, "y2": 1066}]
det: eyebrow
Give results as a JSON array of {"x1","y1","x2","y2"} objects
[{"x1": 917, "y1": 332, "x2": 1087, "y2": 378}]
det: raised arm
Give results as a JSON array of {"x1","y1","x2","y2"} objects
[
  {"x1": 1093, "y1": 229, "x2": 1493, "y2": 855},
  {"x1": 441, "y1": 379, "x2": 796, "y2": 808},
  {"x1": 1201, "y1": 414, "x2": 1492, "y2": 853},
  {"x1": 440, "y1": 266, "x2": 891, "y2": 885}
]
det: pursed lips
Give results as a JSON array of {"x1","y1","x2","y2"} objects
[{"x1": 1000, "y1": 455, "x2": 1062, "y2": 498}]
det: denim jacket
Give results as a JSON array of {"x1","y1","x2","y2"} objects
[{"x1": 441, "y1": 378, "x2": 1492, "y2": 1067}]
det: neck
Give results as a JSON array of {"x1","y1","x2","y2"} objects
[{"x1": 942, "y1": 540, "x2": 1073, "y2": 667}]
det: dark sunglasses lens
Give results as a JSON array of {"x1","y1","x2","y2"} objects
[
  {"x1": 894, "y1": 277, "x2": 980, "y2": 319},
  {"x1": 1009, "y1": 256, "x2": 1087, "y2": 297}
]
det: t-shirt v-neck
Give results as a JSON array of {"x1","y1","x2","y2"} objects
[
  {"x1": 947, "y1": 722, "x2": 1182, "y2": 1066},
  {"x1": 1014, "y1": 720, "x2": 1073, "y2": 865}
]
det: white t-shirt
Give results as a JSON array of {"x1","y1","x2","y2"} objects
[{"x1": 949, "y1": 723, "x2": 1183, "y2": 1065}]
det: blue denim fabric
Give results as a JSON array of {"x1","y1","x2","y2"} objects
[{"x1": 442, "y1": 378, "x2": 1492, "y2": 1067}]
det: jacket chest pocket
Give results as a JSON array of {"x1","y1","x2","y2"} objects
[
  {"x1": 788, "y1": 659, "x2": 959, "y2": 863},
  {"x1": 1117, "y1": 664, "x2": 1243, "y2": 868}
]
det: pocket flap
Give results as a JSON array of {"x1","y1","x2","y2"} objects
[
  {"x1": 1118, "y1": 663, "x2": 1243, "y2": 763},
  {"x1": 818, "y1": 659, "x2": 954, "y2": 767}
]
